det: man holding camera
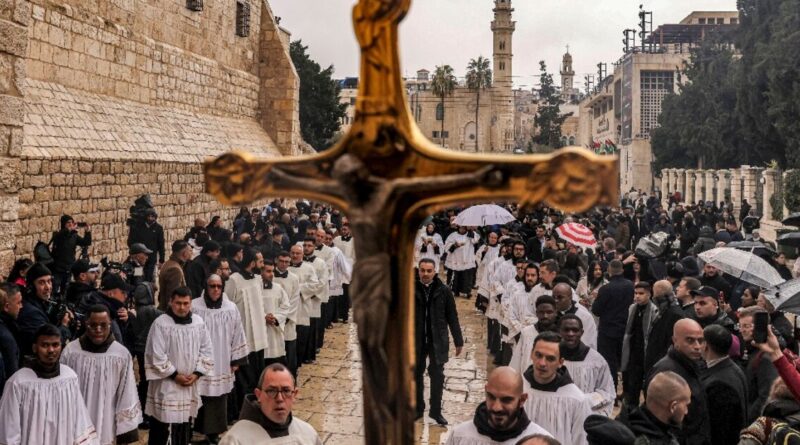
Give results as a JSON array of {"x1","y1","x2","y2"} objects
[
  {"x1": 127, "y1": 208, "x2": 164, "y2": 283},
  {"x1": 16, "y1": 263, "x2": 72, "y2": 355},
  {"x1": 76, "y1": 273, "x2": 134, "y2": 344},
  {"x1": 50, "y1": 215, "x2": 91, "y2": 298}
]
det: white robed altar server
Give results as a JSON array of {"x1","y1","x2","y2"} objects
[
  {"x1": 509, "y1": 295, "x2": 559, "y2": 374},
  {"x1": 415, "y1": 223, "x2": 445, "y2": 272},
  {"x1": 61, "y1": 306, "x2": 142, "y2": 445},
  {"x1": 558, "y1": 314, "x2": 616, "y2": 416},
  {"x1": 0, "y1": 324, "x2": 99, "y2": 445},
  {"x1": 446, "y1": 367, "x2": 551, "y2": 445},
  {"x1": 260, "y1": 263, "x2": 292, "y2": 360},
  {"x1": 274, "y1": 253, "x2": 301, "y2": 373},
  {"x1": 145, "y1": 287, "x2": 214, "y2": 440},
  {"x1": 224, "y1": 249, "x2": 268, "y2": 357},
  {"x1": 553, "y1": 283, "x2": 598, "y2": 350},
  {"x1": 522, "y1": 332, "x2": 592, "y2": 445}
]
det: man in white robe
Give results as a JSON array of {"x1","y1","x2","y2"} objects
[
  {"x1": 261, "y1": 261, "x2": 291, "y2": 365},
  {"x1": 224, "y1": 248, "x2": 267, "y2": 405},
  {"x1": 323, "y1": 230, "x2": 352, "y2": 328},
  {"x1": 192, "y1": 275, "x2": 249, "y2": 443},
  {"x1": 289, "y1": 244, "x2": 324, "y2": 366},
  {"x1": 312, "y1": 230, "x2": 337, "y2": 336},
  {"x1": 558, "y1": 314, "x2": 615, "y2": 416},
  {"x1": 443, "y1": 226, "x2": 479, "y2": 298},
  {"x1": 474, "y1": 232, "x2": 500, "y2": 314},
  {"x1": 221, "y1": 363, "x2": 321, "y2": 445},
  {"x1": 522, "y1": 331, "x2": 592, "y2": 445},
  {"x1": 506, "y1": 263, "x2": 541, "y2": 343},
  {"x1": 497, "y1": 259, "x2": 528, "y2": 366},
  {"x1": 145, "y1": 287, "x2": 214, "y2": 445},
  {"x1": 61, "y1": 305, "x2": 142, "y2": 445},
  {"x1": 446, "y1": 367, "x2": 551, "y2": 445},
  {"x1": 510, "y1": 295, "x2": 558, "y2": 374},
  {"x1": 483, "y1": 243, "x2": 510, "y2": 357},
  {"x1": 552, "y1": 283, "x2": 598, "y2": 349},
  {"x1": 415, "y1": 223, "x2": 445, "y2": 273},
  {"x1": 0, "y1": 324, "x2": 98, "y2": 445},
  {"x1": 274, "y1": 251, "x2": 301, "y2": 376},
  {"x1": 332, "y1": 223, "x2": 355, "y2": 323},
  {"x1": 302, "y1": 238, "x2": 329, "y2": 361}
]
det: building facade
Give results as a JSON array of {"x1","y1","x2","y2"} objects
[{"x1": 0, "y1": 0, "x2": 300, "y2": 273}]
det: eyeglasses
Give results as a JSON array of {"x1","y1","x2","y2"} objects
[
  {"x1": 87, "y1": 322, "x2": 110, "y2": 330},
  {"x1": 208, "y1": 284, "x2": 223, "y2": 289},
  {"x1": 262, "y1": 388, "x2": 296, "y2": 399}
]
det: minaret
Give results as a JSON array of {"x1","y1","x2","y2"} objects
[
  {"x1": 492, "y1": 0, "x2": 515, "y2": 89},
  {"x1": 560, "y1": 47, "x2": 575, "y2": 96}
]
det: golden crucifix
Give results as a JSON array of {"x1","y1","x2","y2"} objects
[{"x1": 205, "y1": 0, "x2": 617, "y2": 443}]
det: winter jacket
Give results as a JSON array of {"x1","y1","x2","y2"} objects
[
  {"x1": 50, "y1": 229, "x2": 91, "y2": 274},
  {"x1": 157, "y1": 254, "x2": 186, "y2": 310},
  {"x1": 0, "y1": 313, "x2": 20, "y2": 386},
  {"x1": 414, "y1": 276, "x2": 463, "y2": 365},
  {"x1": 621, "y1": 301, "x2": 658, "y2": 372},
  {"x1": 127, "y1": 220, "x2": 165, "y2": 263},
  {"x1": 185, "y1": 254, "x2": 212, "y2": 302},
  {"x1": 702, "y1": 357, "x2": 748, "y2": 445},
  {"x1": 593, "y1": 275, "x2": 635, "y2": 340},
  {"x1": 644, "y1": 298, "x2": 685, "y2": 372},
  {"x1": 128, "y1": 283, "x2": 162, "y2": 355},
  {"x1": 627, "y1": 407, "x2": 680, "y2": 445},
  {"x1": 64, "y1": 281, "x2": 95, "y2": 307},
  {"x1": 691, "y1": 227, "x2": 717, "y2": 256},
  {"x1": 17, "y1": 293, "x2": 71, "y2": 355},
  {"x1": 745, "y1": 347, "x2": 781, "y2": 424}
]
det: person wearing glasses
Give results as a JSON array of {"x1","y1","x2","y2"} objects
[
  {"x1": 221, "y1": 363, "x2": 321, "y2": 444},
  {"x1": 192, "y1": 274, "x2": 249, "y2": 444},
  {"x1": 61, "y1": 304, "x2": 142, "y2": 445}
]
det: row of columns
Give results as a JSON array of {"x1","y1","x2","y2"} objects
[{"x1": 660, "y1": 166, "x2": 770, "y2": 218}]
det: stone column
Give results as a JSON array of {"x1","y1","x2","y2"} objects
[
  {"x1": 685, "y1": 169, "x2": 696, "y2": 204},
  {"x1": 742, "y1": 166, "x2": 764, "y2": 217},
  {"x1": 675, "y1": 169, "x2": 686, "y2": 203},
  {"x1": 0, "y1": 1, "x2": 29, "y2": 274},
  {"x1": 694, "y1": 169, "x2": 705, "y2": 205},
  {"x1": 730, "y1": 168, "x2": 742, "y2": 217},
  {"x1": 762, "y1": 169, "x2": 780, "y2": 222},
  {"x1": 665, "y1": 169, "x2": 675, "y2": 201},
  {"x1": 661, "y1": 171, "x2": 669, "y2": 206},
  {"x1": 784, "y1": 170, "x2": 792, "y2": 221},
  {"x1": 705, "y1": 170, "x2": 716, "y2": 203}
]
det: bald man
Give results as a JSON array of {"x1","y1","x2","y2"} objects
[
  {"x1": 515, "y1": 435, "x2": 561, "y2": 445},
  {"x1": 645, "y1": 319, "x2": 710, "y2": 445},
  {"x1": 628, "y1": 371, "x2": 690, "y2": 443},
  {"x1": 446, "y1": 367, "x2": 552, "y2": 444},
  {"x1": 644, "y1": 280, "x2": 685, "y2": 376}
]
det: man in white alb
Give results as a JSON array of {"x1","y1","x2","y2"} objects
[
  {"x1": 332, "y1": 223, "x2": 355, "y2": 323},
  {"x1": 274, "y1": 251, "x2": 301, "y2": 375},
  {"x1": 260, "y1": 260, "x2": 291, "y2": 366}
]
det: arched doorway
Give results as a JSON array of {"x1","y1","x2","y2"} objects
[{"x1": 464, "y1": 121, "x2": 477, "y2": 151}]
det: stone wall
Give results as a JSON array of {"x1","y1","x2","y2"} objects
[{"x1": 0, "y1": 0, "x2": 300, "y2": 275}]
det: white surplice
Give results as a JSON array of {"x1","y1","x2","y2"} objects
[
  {"x1": 564, "y1": 348, "x2": 616, "y2": 416},
  {"x1": 523, "y1": 378, "x2": 592, "y2": 445},
  {"x1": 0, "y1": 365, "x2": 99, "y2": 445},
  {"x1": 444, "y1": 232, "x2": 479, "y2": 271},
  {"x1": 274, "y1": 268, "x2": 301, "y2": 342},
  {"x1": 262, "y1": 282, "x2": 291, "y2": 359},
  {"x1": 475, "y1": 244, "x2": 500, "y2": 294},
  {"x1": 61, "y1": 340, "x2": 142, "y2": 445},
  {"x1": 566, "y1": 303, "x2": 598, "y2": 350},
  {"x1": 225, "y1": 272, "x2": 268, "y2": 353},
  {"x1": 326, "y1": 245, "x2": 352, "y2": 297},
  {"x1": 414, "y1": 231, "x2": 445, "y2": 272},
  {"x1": 333, "y1": 235, "x2": 355, "y2": 268},
  {"x1": 445, "y1": 419, "x2": 552, "y2": 445},
  {"x1": 484, "y1": 256, "x2": 510, "y2": 322},
  {"x1": 509, "y1": 324, "x2": 540, "y2": 374},
  {"x1": 220, "y1": 417, "x2": 322, "y2": 445},
  {"x1": 289, "y1": 261, "x2": 324, "y2": 326},
  {"x1": 311, "y1": 245, "x2": 334, "y2": 304},
  {"x1": 192, "y1": 295, "x2": 249, "y2": 397},
  {"x1": 145, "y1": 313, "x2": 214, "y2": 423}
]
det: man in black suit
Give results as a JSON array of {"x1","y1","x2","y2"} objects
[
  {"x1": 592, "y1": 260, "x2": 634, "y2": 388},
  {"x1": 701, "y1": 324, "x2": 747, "y2": 445},
  {"x1": 414, "y1": 258, "x2": 464, "y2": 426},
  {"x1": 525, "y1": 226, "x2": 547, "y2": 264}
]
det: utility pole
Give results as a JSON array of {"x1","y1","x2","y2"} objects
[
  {"x1": 638, "y1": 5, "x2": 653, "y2": 53},
  {"x1": 584, "y1": 74, "x2": 594, "y2": 95}
]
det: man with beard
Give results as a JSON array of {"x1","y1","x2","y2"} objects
[
  {"x1": 510, "y1": 296, "x2": 558, "y2": 374},
  {"x1": 691, "y1": 286, "x2": 736, "y2": 335},
  {"x1": 645, "y1": 319, "x2": 710, "y2": 445},
  {"x1": 522, "y1": 332, "x2": 592, "y2": 445},
  {"x1": 444, "y1": 225, "x2": 480, "y2": 298},
  {"x1": 446, "y1": 367, "x2": 552, "y2": 444},
  {"x1": 644, "y1": 281, "x2": 686, "y2": 376},
  {"x1": 553, "y1": 283, "x2": 597, "y2": 349},
  {"x1": 529, "y1": 260, "x2": 559, "y2": 304},
  {"x1": 77, "y1": 273, "x2": 133, "y2": 344},
  {"x1": 559, "y1": 315, "x2": 615, "y2": 416},
  {"x1": 145, "y1": 287, "x2": 214, "y2": 445},
  {"x1": 621, "y1": 282, "x2": 658, "y2": 408},
  {"x1": 701, "y1": 324, "x2": 747, "y2": 445},
  {"x1": 414, "y1": 258, "x2": 464, "y2": 426},
  {"x1": 192, "y1": 275, "x2": 249, "y2": 444},
  {"x1": 699, "y1": 264, "x2": 732, "y2": 303},
  {"x1": 158, "y1": 241, "x2": 192, "y2": 310},
  {"x1": 273, "y1": 252, "x2": 301, "y2": 376},
  {"x1": 675, "y1": 277, "x2": 700, "y2": 317},
  {"x1": 61, "y1": 305, "x2": 142, "y2": 445},
  {"x1": 505, "y1": 263, "x2": 540, "y2": 346},
  {"x1": 0, "y1": 324, "x2": 98, "y2": 445},
  {"x1": 626, "y1": 371, "x2": 690, "y2": 444}
]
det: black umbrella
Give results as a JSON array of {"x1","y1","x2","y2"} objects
[
  {"x1": 727, "y1": 240, "x2": 777, "y2": 258},
  {"x1": 782, "y1": 213, "x2": 800, "y2": 227},
  {"x1": 777, "y1": 232, "x2": 800, "y2": 248}
]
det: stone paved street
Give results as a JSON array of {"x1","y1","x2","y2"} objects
[{"x1": 291, "y1": 296, "x2": 490, "y2": 445}]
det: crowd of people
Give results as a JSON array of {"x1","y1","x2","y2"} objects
[{"x1": 1, "y1": 190, "x2": 800, "y2": 445}]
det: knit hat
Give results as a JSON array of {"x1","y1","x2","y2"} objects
[
  {"x1": 60, "y1": 214, "x2": 74, "y2": 229},
  {"x1": 584, "y1": 414, "x2": 636, "y2": 445},
  {"x1": 27, "y1": 263, "x2": 52, "y2": 284}
]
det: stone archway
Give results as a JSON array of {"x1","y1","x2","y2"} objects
[{"x1": 464, "y1": 121, "x2": 477, "y2": 151}]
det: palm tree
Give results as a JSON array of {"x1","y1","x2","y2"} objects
[
  {"x1": 466, "y1": 56, "x2": 492, "y2": 152},
  {"x1": 430, "y1": 65, "x2": 457, "y2": 147}
]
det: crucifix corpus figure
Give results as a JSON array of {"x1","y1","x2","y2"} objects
[{"x1": 204, "y1": 0, "x2": 618, "y2": 443}]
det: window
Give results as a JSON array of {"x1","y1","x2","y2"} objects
[
  {"x1": 731, "y1": 18, "x2": 738, "y2": 24},
  {"x1": 499, "y1": 41, "x2": 505, "y2": 50},
  {"x1": 433, "y1": 131, "x2": 439, "y2": 138},
  {"x1": 698, "y1": 18, "x2": 706, "y2": 24},
  {"x1": 433, "y1": 131, "x2": 449, "y2": 138},
  {"x1": 435, "y1": 103, "x2": 444, "y2": 121},
  {"x1": 236, "y1": 1, "x2": 251, "y2": 37},
  {"x1": 640, "y1": 71, "x2": 674, "y2": 137},
  {"x1": 569, "y1": 136, "x2": 576, "y2": 145},
  {"x1": 186, "y1": 0, "x2": 203, "y2": 11},
  {"x1": 717, "y1": 18, "x2": 725, "y2": 24},
  {"x1": 499, "y1": 61, "x2": 505, "y2": 71}
]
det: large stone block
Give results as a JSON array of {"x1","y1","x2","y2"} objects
[
  {"x1": 0, "y1": 94, "x2": 23, "y2": 126},
  {"x1": 0, "y1": 19, "x2": 27, "y2": 57}
]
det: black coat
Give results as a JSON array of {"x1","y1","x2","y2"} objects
[
  {"x1": 592, "y1": 275, "x2": 635, "y2": 340},
  {"x1": 744, "y1": 347, "x2": 780, "y2": 424},
  {"x1": 644, "y1": 299, "x2": 685, "y2": 372},
  {"x1": 525, "y1": 237, "x2": 545, "y2": 264},
  {"x1": 699, "y1": 274, "x2": 732, "y2": 302},
  {"x1": 64, "y1": 281, "x2": 95, "y2": 307},
  {"x1": 626, "y1": 406, "x2": 680, "y2": 445},
  {"x1": 50, "y1": 229, "x2": 91, "y2": 273},
  {"x1": 0, "y1": 313, "x2": 19, "y2": 383},
  {"x1": 414, "y1": 277, "x2": 463, "y2": 365},
  {"x1": 127, "y1": 221, "x2": 165, "y2": 263},
  {"x1": 17, "y1": 294, "x2": 70, "y2": 356},
  {"x1": 185, "y1": 255, "x2": 212, "y2": 301},
  {"x1": 646, "y1": 348, "x2": 710, "y2": 445},
  {"x1": 701, "y1": 358, "x2": 748, "y2": 445}
]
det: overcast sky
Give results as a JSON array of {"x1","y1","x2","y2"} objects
[{"x1": 270, "y1": 0, "x2": 736, "y2": 90}]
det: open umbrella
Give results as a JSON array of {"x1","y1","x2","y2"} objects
[
  {"x1": 453, "y1": 204, "x2": 515, "y2": 227},
  {"x1": 782, "y1": 213, "x2": 800, "y2": 227},
  {"x1": 727, "y1": 240, "x2": 777, "y2": 257},
  {"x1": 777, "y1": 232, "x2": 800, "y2": 248},
  {"x1": 765, "y1": 278, "x2": 800, "y2": 315},
  {"x1": 555, "y1": 223, "x2": 597, "y2": 249},
  {"x1": 698, "y1": 247, "x2": 785, "y2": 289}
]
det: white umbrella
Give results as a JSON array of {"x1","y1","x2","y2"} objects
[
  {"x1": 765, "y1": 278, "x2": 800, "y2": 315},
  {"x1": 698, "y1": 247, "x2": 785, "y2": 289},
  {"x1": 453, "y1": 204, "x2": 515, "y2": 227}
]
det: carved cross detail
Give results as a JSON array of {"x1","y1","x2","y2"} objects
[{"x1": 204, "y1": 1, "x2": 617, "y2": 443}]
